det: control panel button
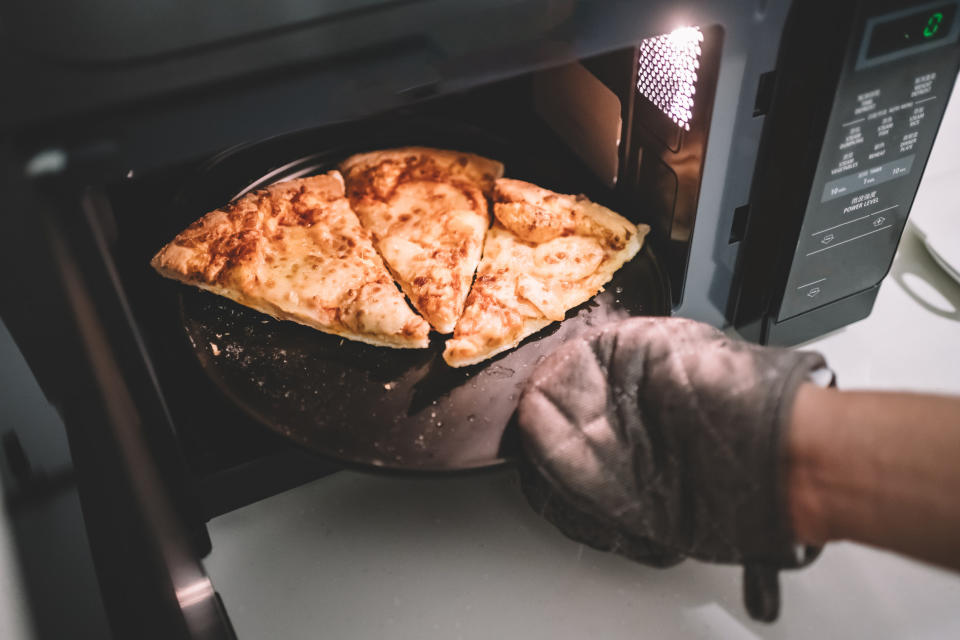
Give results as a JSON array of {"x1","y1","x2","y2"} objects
[
  {"x1": 911, "y1": 72, "x2": 936, "y2": 98},
  {"x1": 822, "y1": 154, "x2": 915, "y2": 201}
]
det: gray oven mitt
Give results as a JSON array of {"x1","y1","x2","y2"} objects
[{"x1": 516, "y1": 316, "x2": 829, "y2": 622}]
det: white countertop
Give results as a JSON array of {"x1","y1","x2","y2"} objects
[{"x1": 203, "y1": 174, "x2": 960, "y2": 639}]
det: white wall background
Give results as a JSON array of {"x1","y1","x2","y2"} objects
[{"x1": 920, "y1": 68, "x2": 960, "y2": 180}]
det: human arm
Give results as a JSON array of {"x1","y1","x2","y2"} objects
[
  {"x1": 516, "y1": 316, "x2": 960, "y2": 622},
  {"x1": 789, "y1": 384, "x2": 960, "y2": 570}
]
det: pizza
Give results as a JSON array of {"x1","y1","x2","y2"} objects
[
  {"x1": 339, "y1": 147, "x2": 504, "y2": 334},
  {"x1": 152, "y1": 149, "x2": 647, "y2": 367},
  {"x1": 442, "y1": 178, "x2": 649, "y2": 367},
  {"x1": 150, "y1": 171, "x2": 431, "y2": 349}
]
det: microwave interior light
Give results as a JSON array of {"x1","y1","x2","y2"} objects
[{"x1": 637, "y1": 25, "x2": 703, "y2": 131}]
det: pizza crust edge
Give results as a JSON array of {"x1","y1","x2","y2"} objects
[{"x1": 152, "y1": 264, "x2": 431, "y2": 349}]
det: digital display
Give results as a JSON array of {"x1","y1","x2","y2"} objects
[{"x1": 867, "y1": 4, "x2": 957, "y2": 58}]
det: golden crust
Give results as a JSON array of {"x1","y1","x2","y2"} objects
[
  {"x1": 443, "y1": 179, "x2": 649, "y2": 367},
  {"x1": 339, "y1": 147, "x2": 505, "y2": 334},
  {"x1": 150, "y1": 172, "x2": 430, "y2": 349}
]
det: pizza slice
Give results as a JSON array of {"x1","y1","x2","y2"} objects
[
  {"x1": 339, "y1": 147, "x2": 505, "y2": 334},
  {"x1": 151, "y1": 171, "x2": 430, "y2": 349},
  {"x1": 443, "y1": 178, "x2": 649, "y2": 367}
]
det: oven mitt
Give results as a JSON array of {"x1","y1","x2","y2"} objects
[{"x1": 516, "y1": 316, "x2": 829, "y2": 622}]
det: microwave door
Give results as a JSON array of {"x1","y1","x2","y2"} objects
[{"x1": 0, "y1": 168, "x2": 234, "y2": 639}]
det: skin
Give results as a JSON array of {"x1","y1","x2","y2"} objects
[{"x1": 788, "y1": 384, "x2": 960, "y2": 570}]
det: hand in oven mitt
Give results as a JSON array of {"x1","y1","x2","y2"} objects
[{"x1": 516, "y1": 316, "x2": 830, "y2": 622}]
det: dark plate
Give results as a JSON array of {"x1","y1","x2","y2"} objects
[{"x1": 173, "y1": 118, "x2": 670, "y2": 473}]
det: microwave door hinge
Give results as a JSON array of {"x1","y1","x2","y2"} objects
[{"x1": 753, "y1": 70, "x2": 777, "y2": 117}]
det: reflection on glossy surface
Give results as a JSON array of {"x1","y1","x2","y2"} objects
[{"x1": 176, "y1": 577, "x2": 215, "y2": 609}]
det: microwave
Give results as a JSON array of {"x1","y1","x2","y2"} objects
[{"x1": 2, "y1": 0, "x2": 958, "y2": 637}]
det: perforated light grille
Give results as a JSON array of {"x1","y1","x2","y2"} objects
[{"x1": 637, "y1": 26, "x2": 703, "y2": 131}]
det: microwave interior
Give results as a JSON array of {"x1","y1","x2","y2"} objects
[{"x1": 81, "y1": 28, "x2": 723, "y2": 519}]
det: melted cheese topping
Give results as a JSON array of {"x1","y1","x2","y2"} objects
[
  {"x1": 151, "y1": 172, "x2": 430, "y2": 348},
  {"x1": 340, "y1": 148, "x2": 504, "y2": 334},
  {"x1": 443, "y1": 179, "x2": 649, "y2": 366}
]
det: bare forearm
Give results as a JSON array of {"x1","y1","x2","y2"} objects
[{"x1": 788, "y1": 384, "x2": 960, "y2": 569}]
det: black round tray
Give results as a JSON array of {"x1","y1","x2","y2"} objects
[{"x1": 173, "y1": 119, "x2": 671, "y2": 473}]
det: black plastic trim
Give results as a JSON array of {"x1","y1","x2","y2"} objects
[
  {"x1": 730, "y1": 0, "x2": 860, "y2": 342},
  {"x1": 766, "y1": 284, "x2": 879, "y2": 345}
]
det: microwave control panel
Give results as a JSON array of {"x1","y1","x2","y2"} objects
[{"x1": 777, "y1": 1, "x2": 960, "y2": 321}]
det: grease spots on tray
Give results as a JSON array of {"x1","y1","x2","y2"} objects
[{"x1": 179, "y1": 250, "x2": 666, "y2": 471}]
